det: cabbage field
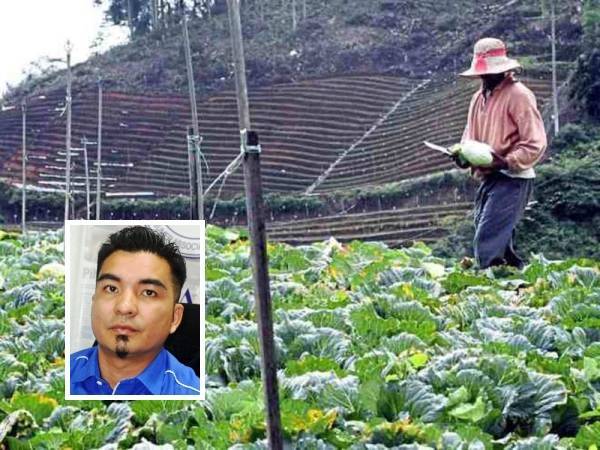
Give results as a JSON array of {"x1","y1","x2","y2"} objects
[{"x1": 0, "y1": 226, "x2": 600, "y2": 449}]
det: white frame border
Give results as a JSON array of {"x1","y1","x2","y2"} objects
[{"x1": 64, "y1": 219, "x2": 206, "y2": 401}]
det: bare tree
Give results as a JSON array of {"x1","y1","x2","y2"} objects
[{"x1": 152, "y1": 0, "x2": 159, "y2": 28}]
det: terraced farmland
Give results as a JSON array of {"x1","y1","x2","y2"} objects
[
  {"x1": 0, "y1": 73, "x2": 556, "y2": 200},
  {"x1": 0, "y1": 75, "x2": 424, "y2": 197},
  {"x1": 267, "y1": 202, "x2": 472, "y2": 248}
]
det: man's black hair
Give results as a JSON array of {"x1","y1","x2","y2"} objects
[{"x1": 96, "y1": 226, "x2": 187, "y2": 302}]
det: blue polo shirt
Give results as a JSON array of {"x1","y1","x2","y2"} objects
[{"x1": 70, "y1": 346, "x2": 200, "y2": 395}]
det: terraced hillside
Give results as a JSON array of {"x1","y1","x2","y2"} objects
[
  {"x1": 267, "y1": 202, "x2": 472, "y2": 248},
  {"x1": 0, "y1": 76, "x2": 422, "y2": 196},
  {"x1": 0, "y1": 89, "x2": 188, "y2": 193},
  {"x1": 0, "y1": 91, "x2": 68, "y2": 183},
  {"x1": 0, "y1": 73, "x2": 556, "y2": 199},
  {"x1": 127, "y1": 75, "x2": 425, "y2": 195}
]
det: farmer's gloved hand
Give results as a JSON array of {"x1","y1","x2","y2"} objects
[
  {"x1": 450, "y1": 153, "x2": 470, "y2": 169},
  {"x1": 490, "y1": 151, "x2": 509, "y2": 170},
  {"x1": 471, "y1": 152, "x2": 508, "y2": 180},
  {"x1": 448, "y1": 144, "x2": 470, "y2": 169}
]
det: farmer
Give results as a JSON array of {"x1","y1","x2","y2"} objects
[
  {"x1": 455, "y1": 37, "x2": 547, "y2": 269},
  {"x1": 70, "y1": 226, "x2": 200, "y2": 395}
]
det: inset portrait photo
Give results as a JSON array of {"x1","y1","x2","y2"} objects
[{"x1": 65, "y1": 220, "x2": 205, "y2": 400}]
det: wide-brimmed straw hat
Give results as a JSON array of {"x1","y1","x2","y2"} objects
[{"x1": 460, "y1": 37, "x2": 521, "y2": 77}]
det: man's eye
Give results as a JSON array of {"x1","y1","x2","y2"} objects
[
  {"x1": 103, "y1": 285, "x2": 118, "y2": 294},
  {"x1": 142, "y1": 289, "x2": 157, "y2": 297}
]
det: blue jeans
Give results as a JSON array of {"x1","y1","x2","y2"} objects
[{"x1": 473, "y1": 172, "x2": 533, "y2": 269}]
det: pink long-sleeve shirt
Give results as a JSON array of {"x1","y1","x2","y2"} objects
[{"x1": 461, "y1": 75, "x2": 547, "y2": 177}]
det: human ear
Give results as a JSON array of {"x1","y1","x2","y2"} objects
[{"x1": 169, "y1": 303, "x2": 184, "y2": 333}]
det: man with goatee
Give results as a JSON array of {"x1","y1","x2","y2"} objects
[{"x1": 70, "y1": 226, "x2": 200, "y2": 395}]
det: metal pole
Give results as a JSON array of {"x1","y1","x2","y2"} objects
[
  {"x1": 195, "y1": 135, "x2": 203, "y2": 220},
  {"x1": 183, "y1": 12, "x2": 204, "y2": 220},
  {"x1": 551, "y1": 0, "x2": 559, "y2": 136},
  {"x1": 228, "y1": 0, "x2": 250, "y2": 130},
  {"x1": 187, "y1": 127, "x2": 199, "y2": 219},
  {"x1": 96, "y1": 78, "x2": 103, "y2": 220},
  {"x1": 82, "y1": 138, "x2": 91, "y2": 220},
  {"x1": 64, "y1": 41, "x2": 73, "y2": 223},
  {"x1": 21, "y1": 99, "x2": 27, "y2": 235},
  {"x1": 226, "y1": 1, "x2": 283, "y2": 447}
]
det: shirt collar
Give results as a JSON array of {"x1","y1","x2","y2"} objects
[
  {"x1": 135, "y1": 348, "x2": 168, "y2": 394},
  {"x1": 71, "y1": 346, "x2": 101, "y2": 383},
  {"x1": 72, "y1": 346, "x2": 168, "y2": 394}
]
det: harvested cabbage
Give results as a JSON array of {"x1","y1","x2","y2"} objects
[{"x1": 451, "y1": 140, "x2": 494, "y2": 167}]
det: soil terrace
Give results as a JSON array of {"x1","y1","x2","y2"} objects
[
  {"x1": 266, "y1": 202, "x2": 473, "y2": 247},
  {"x1": 0, "y1": 73, "x2": 555, "y2": 199}
]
